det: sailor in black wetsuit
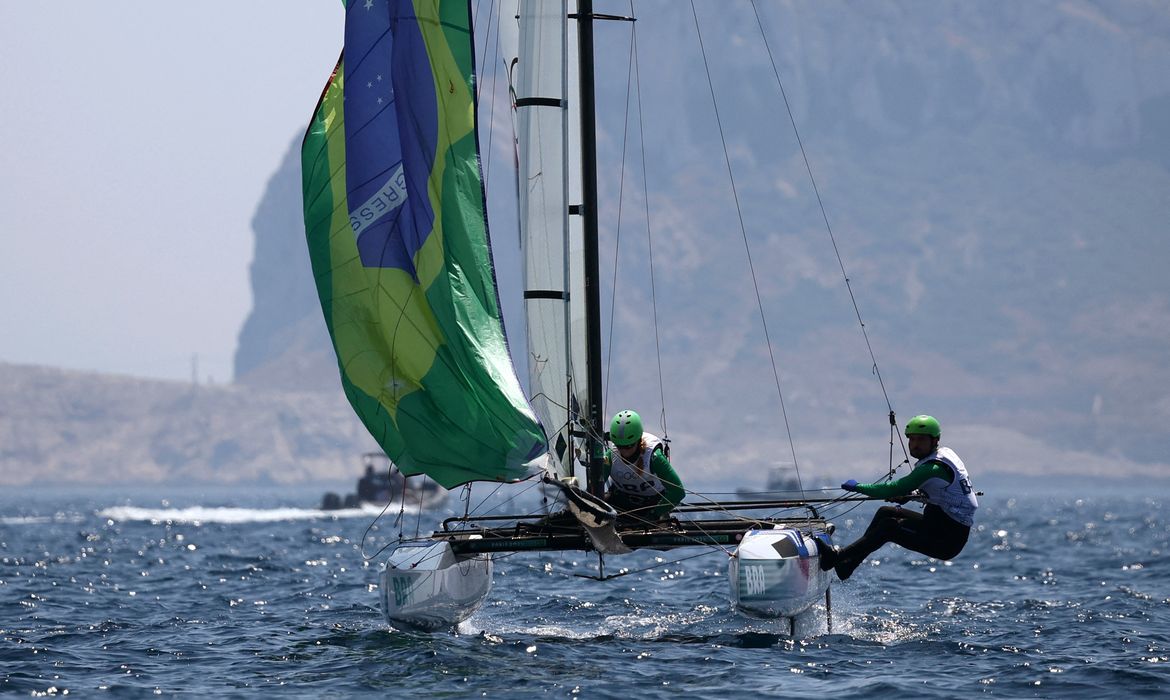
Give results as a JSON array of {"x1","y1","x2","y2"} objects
[{"x1": 818, "y1": 415, "x2": 978, "y2": 580}]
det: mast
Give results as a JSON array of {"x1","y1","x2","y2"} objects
[{"x1": 575, "y1": 0, "x2": 606, "y2": 497}]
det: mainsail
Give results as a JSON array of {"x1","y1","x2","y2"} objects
[
  {"x1": 301, "y1": 0, "x2": 547, "y2": 488},
  {"x1": 502, "y1": 1, "x2": 589, "y2": 482}
]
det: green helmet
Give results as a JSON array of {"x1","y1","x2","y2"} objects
[
  {"x1": 609, "y1": 410, "x2": 643, "y2": 447},
  {"x1": 904, "y1": 414, "x2": 941, "y2": 438}
]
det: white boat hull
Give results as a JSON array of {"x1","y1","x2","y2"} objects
[
  {"x1": 380, "y1": 540, "x2": 492, "y2": 631},
  {"x1": 729, "y1": 527, "x2": 832, "y2": 619}
]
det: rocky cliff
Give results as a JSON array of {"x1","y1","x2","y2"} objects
[{"x1": 233, "y1": 137, "x2": 339, "y2": 392}]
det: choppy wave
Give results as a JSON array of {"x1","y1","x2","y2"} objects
[
  {"x1": 96, "y1": 503, "x2": 401, "y2": 524},
  {"x1": 1, "y1": 490, "x2": 1167, "y2": 698},
  {"x1": 0, "y1": 514, "x2": 86, "y2": 526}
]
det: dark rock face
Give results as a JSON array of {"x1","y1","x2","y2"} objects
[{"x1": 233, "y1": 136, "x2": 338, "y2": 392}]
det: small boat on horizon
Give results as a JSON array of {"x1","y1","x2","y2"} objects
[
  {"x1": 736, "y1": 468, "x2": 813, "y2": 500},
  {"x1": 320, "y1": 452, "x2": 448, "y2": 512}
]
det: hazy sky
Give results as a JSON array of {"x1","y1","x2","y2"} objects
[
  {"x1": 3, "y1": 2, "x2": 1168, "y2": 486},
  {"x1": 1, "y1": 2, "x2": 342, "y2": 383}
]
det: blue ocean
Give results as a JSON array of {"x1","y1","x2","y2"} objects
[{"x1": 2, "y1": 482, "x2": 1167, "y2": 697}]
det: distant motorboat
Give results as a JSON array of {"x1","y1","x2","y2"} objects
[{"x1": 320, "y1": 452, "x2": 448, "y2": 511}]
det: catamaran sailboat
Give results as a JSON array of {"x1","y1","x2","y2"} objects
[{"x1": 298, "y1": 0, "x2": 899, "y2": 632}]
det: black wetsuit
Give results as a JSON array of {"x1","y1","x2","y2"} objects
[
  {"x1": 831, "y1": 503, "x2": 969, "y2": 580},
  {"x1": 825, "y1": 458, "x2": 973, "y2": 580}
]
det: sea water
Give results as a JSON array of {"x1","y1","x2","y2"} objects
[{"x1": 2, "y1": 483, "x2": 1168, "y2": 697}]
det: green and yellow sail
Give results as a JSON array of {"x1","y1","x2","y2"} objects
[{"x1": 301, "y1": 0, "x2": 546, "y2": 488}]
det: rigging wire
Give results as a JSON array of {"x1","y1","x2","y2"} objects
[
  {"x1": 359, "y1": 462, "x2": 441, "y2": 561},
  {"x1": 604, "y1": 3, "x2": 670, "y2": 438},
  {"x1": 630, "y1": 7, "x2": 670, "y2": 439},
  {"x1": 689, "y1": 0, "x2": 805, "y2": 494},
  {"x1": 476, "y1": 0, "x2": 503, "y2": 187},
  {"x1": 602, "y1": 8, "x2": 638, "y2": 413},
  {"x1": 749, "y1": 0, "x2": 909, "y2": 469}
]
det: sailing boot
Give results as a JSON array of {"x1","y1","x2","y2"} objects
[
  {"x1": 813, "y1": 537, "x2": 839, "y2": 572},
  {"x1": 834, "y1": 555, "x2": 861, "y2": 581}
]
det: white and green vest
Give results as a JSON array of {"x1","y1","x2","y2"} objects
[
  {"x1": 608, "y1": 432, "x2": 667, "y2": 503},
  {"x1": 918, "y1": 446, "x2": 978, "y2": 527}
]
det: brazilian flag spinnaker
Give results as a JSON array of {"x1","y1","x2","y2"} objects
[{"x1": 301, "y1": 0, "x2": 547, "y2": 488}]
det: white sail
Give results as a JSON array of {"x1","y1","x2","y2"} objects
[
  {"x1": 565, "y1": 7, "x2": 588, "y2": 483},
  {"x1": 504, "y1": 1, "x2": 588, "y2": 481}
]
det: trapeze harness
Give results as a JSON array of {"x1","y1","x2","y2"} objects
[
  {"x1": 607, "y1": 432, "x2": 669, "y2": 510},
  {"x1": 918, "y1": 446, "x2": 979, "y2": 527}
]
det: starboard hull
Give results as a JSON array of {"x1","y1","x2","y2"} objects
[
  {"x1": 380, "y1": 541, "x2": 492, "y2": 632},
  {"x1": 729, "y1": 527, "x2": 832, "y2": 619}
]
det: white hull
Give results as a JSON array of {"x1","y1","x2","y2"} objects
[
  {"x1": 380, "y1": 540, "x2": 492, "y2": 631},
  {"x1": 729, "y1": 527, "x2": 832, "y2": 618}
]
